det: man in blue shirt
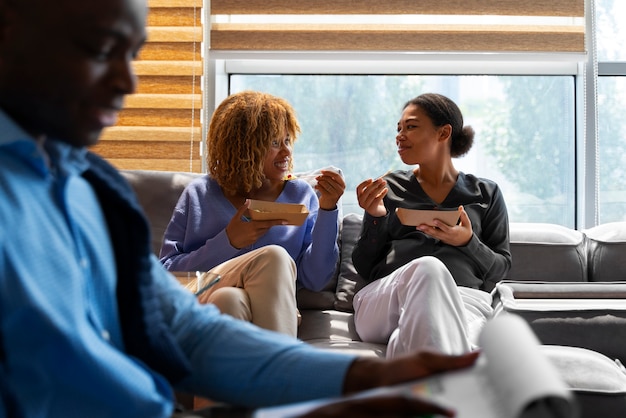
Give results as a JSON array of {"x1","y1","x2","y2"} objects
[{"x1": 0, "y1": 0, "x2": 478, "y2": 416}]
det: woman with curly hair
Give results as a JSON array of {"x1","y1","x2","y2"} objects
[
  {"x1": 352, "y1": 93, "x2": 511, "y2": 358},
  {"x1": 160, "y1": 90, "x2": 345, "y2": 336}
]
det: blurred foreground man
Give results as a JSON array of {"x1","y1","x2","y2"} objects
[{"x1": 0, "y1": 0, "x2": 477, "y2": 416}]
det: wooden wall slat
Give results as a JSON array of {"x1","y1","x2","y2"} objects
[{"x1": 210, "y1": 0, "x2": 583, "y2": 17}]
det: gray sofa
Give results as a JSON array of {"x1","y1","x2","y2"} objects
[
  {"x1": 120, "y1": 169, "x2": 626, "y2": 351},
  {"x1": 121, "y1": 169, "x2": 626, "y2": 415}
]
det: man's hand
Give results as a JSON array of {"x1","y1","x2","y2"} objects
[
  {"x1": 344, "y1": 350, "x2": 479, "y2": 394},
  {"x1": 299, "y1": 351, "x2": 479, "y2": 418}
]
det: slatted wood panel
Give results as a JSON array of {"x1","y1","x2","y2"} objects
[
  {"x1": 209, "y1": 0, "x2": 585, "y2": 54},
  {"x1": 95, "y1": 0, "x2": 203, "y2": 173}
]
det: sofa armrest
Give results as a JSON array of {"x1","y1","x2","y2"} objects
[{"x1": 492, "y1": 280, "x2": 626, "y2": 364}]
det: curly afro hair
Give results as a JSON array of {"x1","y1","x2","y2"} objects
[{"x1": 207, "y1": 90, "x2": 301, "y2": 195}]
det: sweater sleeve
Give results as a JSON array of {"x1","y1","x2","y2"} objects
[
  {"x1": 351, "y1": 212, "x2": 391, "y2": 283},
  {"x1": 296, "y1": 206, "x2": 340, "y2": 291},
  {"x1": 159, "y1": 184, "x2": 241, "y2": 272},
  {"x1": 457, "y1": 184, "x2": 511, "y2": 291}
]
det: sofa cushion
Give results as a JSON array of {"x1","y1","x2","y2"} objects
[
  {"x1": 334, "y1": 213, "x2": 368, "y2": 312},
  {"x1": 541, "y1": 345, "x2": 626, "y2": 418},
  {"x1": 507, "y1": 223, "x2": 586, "y2": 282},
  {"x1": 297, "y1": 309, "x2": 386, "y2": 358},
  {"x1": 585, "y1": 222, "x2": 626, "y2": 282}
]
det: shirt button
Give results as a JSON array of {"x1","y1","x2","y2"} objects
[
  {"x1": 80, "y1": 258, "x2": 89, "y2": 269},
  {"x1": 101, "y1": 330, "x2": 111, "y2": 341}
]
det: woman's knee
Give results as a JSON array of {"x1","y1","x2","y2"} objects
[
  {"x1": 259, "y1": 245, "x2": 294, "y2": 265},
  {"x1": 398, "y1": 256, "x2": 456, "y2": 291},
  {"x1": 207, "y1": 287, "x2": 251, "y2": 321},
  {"x1": 255, "y1": 245, "x2": 297, "y2": 278}
]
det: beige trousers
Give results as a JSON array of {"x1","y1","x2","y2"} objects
[{"x1": 197, "y1": 245, "x2": 298, "y2": 337}]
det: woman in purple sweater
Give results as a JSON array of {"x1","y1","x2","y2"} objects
[{"x1": 160, "y1": 91, "x2": 345, "y2": 337}]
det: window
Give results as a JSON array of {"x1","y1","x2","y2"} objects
[
  {"x1": 596, "y1": 0, "x2": 626, "y2": 223},
  {"x1": 230, "y1": 74, "x2": 576, "y2": 225},
  {"x1": 208, "y1": 0, "x2": 586, "y2": 227}
]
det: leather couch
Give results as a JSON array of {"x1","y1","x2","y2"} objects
[
  {"x1": 121, "y1": 169, "x2": 626, "y2": 416},
  {"x1": 120, "y1": 169, "x2": 626, "y2": 353}
]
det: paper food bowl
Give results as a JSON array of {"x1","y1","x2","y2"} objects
[
  {"x1": 248, "y1": 200, "x2": 309, "y2": 226},
  {"x1": 396, "y1": 207, "x2": 460, "y2": 227}
]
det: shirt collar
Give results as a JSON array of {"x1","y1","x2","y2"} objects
[{"x1": 0, "y1": 108, "x2": 89, "y2": 177}]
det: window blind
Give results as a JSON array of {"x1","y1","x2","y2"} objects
[
  {"x1": 94, "y1": 0, "x2": 203, "y2": 173},
  {"x1": 209, "y1": 0, "x2": 585, "y2": 54}
]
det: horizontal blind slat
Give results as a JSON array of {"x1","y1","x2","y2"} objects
[
  {"x1": 139, "y1": 43, "x2": 201, "y2": 61},
  {"x1": 147, "y1": 27, "x2": 202, "y2": 42},
  {"x1": 211, "y1": 24, "x2": 584, "y2": 53},
  {"x1": 107, "y1": 159, "x2": 202, "y2": 172},
  {"x1": 136, "y1": 76, "x2": 200, "y2": 95},
  {"x1": 101, "y1": 126, "x2": 202, "y2": 142},
  {"x1": 147, "y1": 8, "x2": 202, "y2": 27},
  {"x1": 117, "y1": 109, "x2": 201, "y2": 127},
  {"x1": 133, "y1": 60, "x2": 203, "y2": 76},
  {"x1": 94, "y1": 141, "x2": 199, "y2": 160},
  {"x1": 148, "y1": 0, "x2": 202, "y2": 8},
  {"x1": 124, "y1": 93, "x2": 202, "y2": 109},
  {"x1": 211, "y1": 0, "x2": 583, "y2": 17}
]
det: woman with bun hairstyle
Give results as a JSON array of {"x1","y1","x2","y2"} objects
[{"x1": 352, "y1": 93, "x2": 511, "y2": 358}]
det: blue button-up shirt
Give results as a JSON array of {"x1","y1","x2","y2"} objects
[{"x1": 0, "y1": 110, "x2": 355, "y2": 417}]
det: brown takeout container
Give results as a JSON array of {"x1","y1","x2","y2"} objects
[
  {"x1": 396, "y1": 207, "x2": 460, "y2": 227},
  {"x1": 248, "y1": 200, "x2": 309, "y2": 226}
]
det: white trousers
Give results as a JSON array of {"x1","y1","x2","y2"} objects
[
  {"x1": 353, "y1": 256, "x2": 493, "y2": 359},
  {"x1": 197, "y1": 245, "x2": 298, "y2": 337}
]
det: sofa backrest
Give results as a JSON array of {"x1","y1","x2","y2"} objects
[
  {"x1": 121, "y1": 169, "x2": 201, "y2": 256},
  {"x1": 508, "y1": 222, "x2": 587, "y2": 283},
  {"x1": 584, "y1": 222, "x2": 626, "y2": 282}
]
